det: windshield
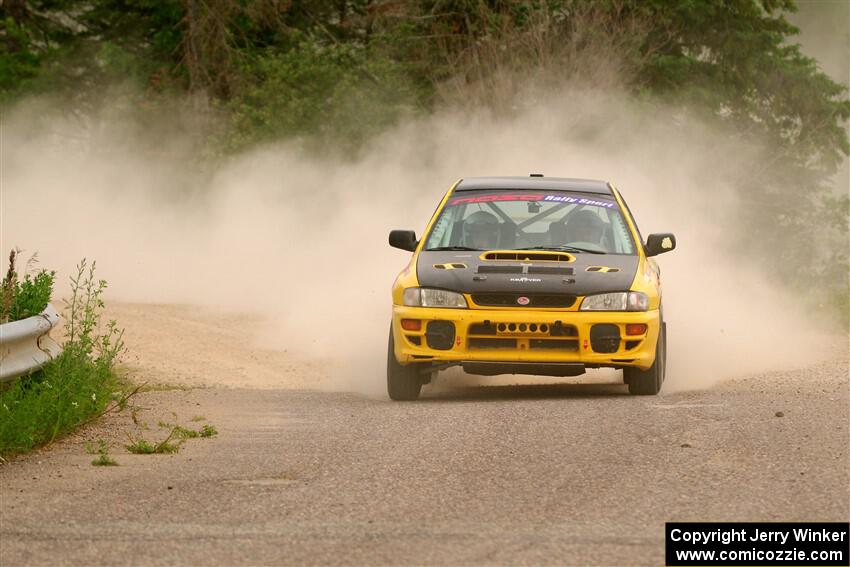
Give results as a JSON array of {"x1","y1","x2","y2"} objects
[{"x1": 423, "y1": 190, "x2": 636, "y2": 254}]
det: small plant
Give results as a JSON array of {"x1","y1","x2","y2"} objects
[
  {"x1": 157, "y1": 421, "x2": 218, "y2": 440},
  {"x1": 165, "y1": 423, "x2": 199, "y2": 439},
  {"x1": 125, "y1": 439, "x2": 155, "y2": 454},
  {"x1": 125, "y1": 437, "x2": 181, "y2": 454},
  {"x1": 126, "y1": 426, "x2": 183, "y2": 454},
  {"x1": 124, "y1": 420, "x2": 216, "y2": 456},
  {"x1": 87, "y1": 439, "x2": 118, "y2": 466},
  {"x1": 0, "y1": 249, "x2": 56, "y2": 324},
  {"x1": 199, "y1": 424, "x2": 218, "y2": 438}
]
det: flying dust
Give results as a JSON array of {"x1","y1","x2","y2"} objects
[{"x1": 1, "y1": 88, "x2": 842, "y2": 395}]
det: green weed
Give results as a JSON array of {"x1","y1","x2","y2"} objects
[
  {"x1": 125, "y1": 436, "x2": 181, "y2": 455},
  {"x1": 125, "y1": 423, "x2": 188, "y2": 454},
  {"x1": 87, "y1": 439, "x2": 118, "y2": 466},
  {"x1": 199, "y1": 424, "x2": 218, "y2": 438},
  {"x1": 157, "y1": 421, "x2": 218, "y2": 440},
  {"x1": 0, "y1": 259, "x2": 128, "y2": 457}
]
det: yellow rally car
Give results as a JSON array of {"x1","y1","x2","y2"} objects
[{"x1": 387, "y1": 175, "x2": 677, "y2": 400}]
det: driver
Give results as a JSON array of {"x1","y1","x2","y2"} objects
[
  {"x1": 462, "y1": 210, "x2": 500, "y2": 249},
  {"x1": 562, "y1": 209, "x2": 605, "y2": 246}
]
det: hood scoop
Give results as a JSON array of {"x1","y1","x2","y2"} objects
[
  {"x1": 477, "y1": 265, "x2": 575, "y2": 276},
  {"x1": 482, "y1": 251, "x2": 573, "y2": 262}
]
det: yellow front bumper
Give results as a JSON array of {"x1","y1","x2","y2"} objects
[{"x1": 392, "y1": 306, "x2": 660, "y2": 370}]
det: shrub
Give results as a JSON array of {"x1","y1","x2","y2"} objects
[
  {"x1": 0, "y1": 259, "x2": 125, "y2": 457},
  {"x1": 1, "y1": 249, "x2": 56, "y2": 324}
]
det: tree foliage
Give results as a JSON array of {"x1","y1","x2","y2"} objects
[
  {"x1": 1, "y1": 1, "x2": 847, "y2": 313},
  {"x1": 2, "y1": 1, "x2": 846, "y2": 163}
]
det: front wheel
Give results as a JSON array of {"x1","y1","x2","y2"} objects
[
  {"x1": 625, "y1": 321, "x2": 666, "y2": 396},
  {"x1": 387, "y1": 329, "x2": 424, "y2": 401}
]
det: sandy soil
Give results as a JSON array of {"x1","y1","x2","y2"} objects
[
  {"x1": 105, "y1": 303, "x2": 328, "y2": 390},
  {"x1": 0, "y1": 302, "x2": 847, "y2": 566}
]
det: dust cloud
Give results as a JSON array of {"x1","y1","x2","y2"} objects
[{"x1": 1, "y1": 87, "x2": 841, "y2": 395}]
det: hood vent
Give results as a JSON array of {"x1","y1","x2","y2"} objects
[
  {"x1": 483, "y1": 251, "x2": 573, "y2": 262},
  {"x1": 477, "y1": 265, "x2": 524, "y2": 274},
  {"x1": 528, "y1": 266, "x2": 574, "y2": 275}
]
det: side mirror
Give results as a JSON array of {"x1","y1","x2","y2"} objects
[
  {"x1": 389, "y1": 230, "x2": 418, "y2": 252},
  {"x1": 645, "y1": 233, "x2": 676, "y2": 257}
]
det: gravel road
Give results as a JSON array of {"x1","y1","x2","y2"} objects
[{"x1": 1, "y1": 305, "x2": 847, "y2": 566}]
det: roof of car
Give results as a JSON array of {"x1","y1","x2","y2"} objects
[{"x1": 454, "y1": 176, "x2": 612, "y2": 194}]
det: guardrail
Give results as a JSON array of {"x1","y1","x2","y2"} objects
[{"x1": 0, "y1": 304, "x2": 63, "y2": 382}]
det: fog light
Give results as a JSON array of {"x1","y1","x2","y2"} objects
[
  {"x1": 401, "y1": 319, "x2": 421, "y2": 331},
  {"x1": 625, "y1": 323, "x2": 647, "y2": 336}
]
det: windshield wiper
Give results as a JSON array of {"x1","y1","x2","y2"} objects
[
  {"x1": 425, "y1": 246, "x2": 483, "y2": 251},
  {"x1": 512, "y1": 245, "x2": 605, "y2": 254}
]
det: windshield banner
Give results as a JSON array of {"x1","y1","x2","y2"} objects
[{"x1": 448, "y1": 193, "x2": 617, "y2": 209}]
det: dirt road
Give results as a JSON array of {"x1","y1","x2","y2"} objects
[{"x1": 1, "y1": 304, "x2": 847, "y2": 566}]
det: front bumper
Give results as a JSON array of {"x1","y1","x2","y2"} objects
[{"x1": 392, "y1": 306, "x2": 660, "y2": 371}]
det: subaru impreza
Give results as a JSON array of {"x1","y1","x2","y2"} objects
[{"x1": 388, "y1": 175, "x2": 676, "y2": 400}]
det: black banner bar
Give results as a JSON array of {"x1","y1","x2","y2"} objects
[{"x1": 666, "y1": 522, "x2": 849, "y2": 566}]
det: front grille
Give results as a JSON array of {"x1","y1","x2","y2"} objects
[
  {"x1": 468, "y1": 321, "x2": 577, "y2": 336},
  {"x1": 549, "y1": 321, "x2": 577, "y2": 336},
  {"x1": 469, "y1": 338, "x2": 517, "y2": 349},
  {"x1": 471, "y1": 294, "x2": 576, "y2": 308},
  {"x1": 468, "y1": 322, "x2": 497, "y2": 335},
  {"x1": 530, "y1": 339, "x2": 578, "y2": 351}
]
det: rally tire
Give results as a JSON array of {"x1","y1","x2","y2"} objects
[
  {"x1": 625, "y1": 321, "x2": 666, "y2": 395},
  {"x1": 387, "y1": 329, "x2": 423, "y2": 401}
]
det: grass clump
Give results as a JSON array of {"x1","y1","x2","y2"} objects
[
  {"x1": 125, "y1": 437, "x2": 181, "y2": 455},
  {"x1": 87, "y1": 439, "x2": 118, "y2": 466},
  {"x1": 154, "y1": 421, "x2": 218, "y2": 442},
  {"x1": 0, "y1": 258, "x2": 127, "y2": 457},
  {"x1": 162, "y1": 423, "x2": 199, "y2": 439},
  {"x1": 199, "y1": 424, "x2": 217, "y2": 438},
  {"x1": 124, "y1": 420, "x2": 218, "y2": 455}
]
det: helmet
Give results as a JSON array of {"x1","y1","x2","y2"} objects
[
  {"x1": 563, "y1": 209, "x2": 605, "y2": 245},
  {"x1": 463, "y1": 211, "x2": 500, "y2": 249}
]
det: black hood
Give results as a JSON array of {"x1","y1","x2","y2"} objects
[{"x1": 416, "y1": 251, "x2": 638, "y2": 298}]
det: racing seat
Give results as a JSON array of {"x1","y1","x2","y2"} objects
[
  {"x1": 551, "y1": 209, "x2": 608, "y2": 249},
  {"x1": 548, "y1": 221, "x2": 568, "y2": 246},
  {"x1": 498, "y1": 222, "x2": 517, "y2": 248}
]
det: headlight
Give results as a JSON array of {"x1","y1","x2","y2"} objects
[
  {"x1": 580, "y1": 291, "x2": 648, "y2": 311},
  {"x1": 403, "y1": 288, "x2": 468, "y2": 308}
]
